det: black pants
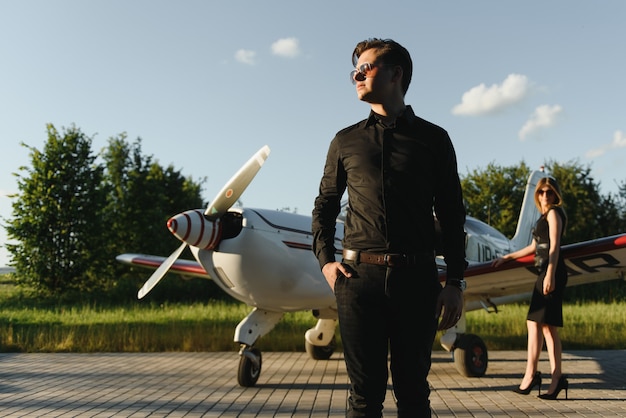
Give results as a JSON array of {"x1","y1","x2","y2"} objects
[{"x1": 335, "y1": 260, "x2": 440, "y2": 417}]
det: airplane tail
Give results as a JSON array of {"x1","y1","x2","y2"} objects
[{"x1": 509, "y1": 169, "x2": 546, "y2": 251}]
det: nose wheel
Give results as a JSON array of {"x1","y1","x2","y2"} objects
[
  {"x1": 238, "y1": 346, "x2": 262, "y2": 387},
  {"x1": 453, "y1": 333, "x2": 488, "y2": 377}
]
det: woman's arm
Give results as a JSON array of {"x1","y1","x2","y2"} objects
[{"x1": 491, "y1": 241, "x2": 536, "y2": 267}]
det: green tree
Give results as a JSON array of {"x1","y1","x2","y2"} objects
[
  {"x1": 4, "y1": 126, "x2": 209, "y2": 299},
  {"x1": 101, "y1": 135, "x2": 206, "y2": 259},
  {"x1": 5, "y1": 124, "x2": 110, "y2": 294},
  {"x1": 461, "y1": 161, "x2": 532, "y2": 238}
]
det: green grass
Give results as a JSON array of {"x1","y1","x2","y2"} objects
[
  {"x1": 464, "y1": 301, "x2": 626, "y2": 350},
  {"x1": 0, "y1": 300, "x2": 319, "y2": 353},
  {"x1": 1, "y1": 279, "x2": 626, "y2": 353}
]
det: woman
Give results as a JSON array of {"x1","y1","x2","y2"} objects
[{"x1": 492, "y1": 176, "x2": 569, "y2": 400}]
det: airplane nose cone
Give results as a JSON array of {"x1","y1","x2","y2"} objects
[
  {"x1": 167, "y1": 217, "x2": 178, "y2": 234},
  {"x1": 167, "y1": 209, "x2": 221, "y2": 250}
]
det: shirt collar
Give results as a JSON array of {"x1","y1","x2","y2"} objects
[{"x1": 365, "y1": 105, "x2": 416, "y2": 128}]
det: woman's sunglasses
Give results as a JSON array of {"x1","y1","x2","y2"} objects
[{"x1": 537, "y1": 189, "x2": 554, "y2": 196}]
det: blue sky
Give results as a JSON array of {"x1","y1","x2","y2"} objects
[{"x1": 1, "y1": 1, "x2": 625, "y2": 267}]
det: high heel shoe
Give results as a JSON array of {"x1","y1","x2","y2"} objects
[
  {"x1": 513, "y1": 371, "x2": 542, "y2": 395},
  {"x1": 538, "y1": 375, "x2": 569, "y2": 400}
]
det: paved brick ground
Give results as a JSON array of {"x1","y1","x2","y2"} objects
[{"x1": 0, "y1": 350, "x2": 624, "y2": 417}]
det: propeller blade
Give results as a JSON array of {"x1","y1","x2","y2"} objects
[
  {"x1": 204, "y1": 145, "x2": 270, "y2": 219},
  {"x1": 137, "y1": 242, "x2": 187, "y2": 299}
]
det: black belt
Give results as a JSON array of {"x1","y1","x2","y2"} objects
[{"x1": 342, "y1": 249, "x2": 433, "y2": 267}]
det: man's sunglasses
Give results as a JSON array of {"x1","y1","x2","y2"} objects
[{"x1": 350, "y1": 62, "x2": 390, "y2": 84}]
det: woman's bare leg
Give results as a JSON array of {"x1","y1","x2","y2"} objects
[
  {"x1": 542, "y1": 324, "x2": 562, "y2": 393},
  {"x1": 520, "y1": 320, "x2": 543, "y2": 389}
]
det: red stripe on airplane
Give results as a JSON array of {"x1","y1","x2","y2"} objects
[
  {"x1": 191, "y1": 210, "x2": 205, "y2": 247},
  {"x1": 182, "y1": 212, "x2": 192, "y2": 241}
]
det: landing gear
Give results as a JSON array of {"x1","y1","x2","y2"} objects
[
  {"x1": 234, "y1": 308, "x2": 283, "y2": 387},
  {"x1": 453, "y1": 333, "x2": 488, "y2": 377},
  {"x1": 237, "y1": 346, "x2": 262, "y2": 387},
  {"x1": 305, "y1": 335, "x2": 336, "y2": 360}
]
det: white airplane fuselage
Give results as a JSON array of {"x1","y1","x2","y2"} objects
[{"x1": 176, "y1": 208, "x2": 341, "y2": 312}]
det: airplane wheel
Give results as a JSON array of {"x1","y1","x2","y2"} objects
[
  {"x1": 453, "y1": 333, "x2": 488, "y2": 377},
  {"x1": 305, "y1": 335, "x2": 336, "y2": 360},
  {"x1": 237, "y1": 347, "x2": 262, "y2": 387}
]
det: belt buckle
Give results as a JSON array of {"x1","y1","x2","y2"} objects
[{"x1": 344, "y1": 249, "x2": 361, "y2": 265}]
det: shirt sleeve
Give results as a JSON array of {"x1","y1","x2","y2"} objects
[
  {"x1": 312, "y1": 138, "x2": 346, "y2": 269},
  {"x1": 433, "y1": 133, "x2": 467, "y2": 279}
]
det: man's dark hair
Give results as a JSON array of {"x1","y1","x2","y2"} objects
[{"x1": 352, "y1": 38, "x2": 413, "y2": 95}]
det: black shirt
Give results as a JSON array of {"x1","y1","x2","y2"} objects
[{"x1": 312, "y1": 105, "x2": 467, "y2": 279}]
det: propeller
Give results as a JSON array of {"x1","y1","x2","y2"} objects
[
  {"x1": 137, "y1": 242, "x2": 186, "y2": 299},
  {"x1": 137, "y1": 145, "x2": 271, "y2": 299},
  {"x1": 205, "y1": 145, "x2": 271, "y2": 220}
]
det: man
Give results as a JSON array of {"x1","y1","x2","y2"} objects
[{"x1": 312, "y1": 38, "x2": 467, "y2": 417}]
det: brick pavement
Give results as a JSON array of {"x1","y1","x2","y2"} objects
[{"x1": 0, "y1": 350, "x2": 624, "y2": 417}]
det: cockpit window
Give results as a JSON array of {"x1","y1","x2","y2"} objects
[{"x1": 464, "y1": 217, "x2": 508, "y2": 241}]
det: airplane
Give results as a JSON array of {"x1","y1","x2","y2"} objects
[{"x1": 117, "y1": 145, "x2": 626, "y2": 387}]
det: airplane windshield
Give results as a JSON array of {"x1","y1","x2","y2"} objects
[{"x1": 465, "y1": 217, "x2": 508, "y2": 241}]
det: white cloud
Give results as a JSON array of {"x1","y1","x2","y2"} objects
[
  {"x1": 585, "y1": 130, "x2": 626, "y2": 158},
  {"x1": 233, "y1": 38, "x2": 300, "y2": 66},
  {"x1": 518, "y1": 104, "x2": 562, "y2": 141},
  {"x1": 271, "y1": 37, "x2": 300, "y2": 58},
  {"x1": 235, "y1": 49, "x2": 256, "y2": 65},
  {"x1": 452, "y1": 74, "x2": 531, "y2": 116}
]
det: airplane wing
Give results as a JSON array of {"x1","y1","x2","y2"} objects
[
  {"x1": 119, "y1": 233, "x2": 626, "y2": 307},
  {"x1": 449, "y1": 233, "x2": 626, "y2": 312},
  {"x1": 115, "y1": 253, "x2": 209, "y2": 279}
]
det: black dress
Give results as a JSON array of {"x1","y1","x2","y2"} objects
[{"x1": 526, "y1": 207, "x2": 568, "y2": 326}]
